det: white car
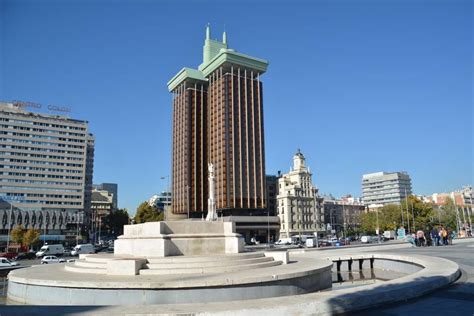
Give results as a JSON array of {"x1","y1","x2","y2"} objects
[
  {"x1": 0, "y1": 257, "x2": 19, "y2": 267},
  {"x1": 361, "y1": 236, "x2": 376, "y2": 243},
  {"x1": 41, "y1": 256, "x2": 66, "y2": 264}
]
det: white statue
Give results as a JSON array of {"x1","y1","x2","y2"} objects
[{"x1": 206, "y1": 162, "x2": 217, "y2": 221}]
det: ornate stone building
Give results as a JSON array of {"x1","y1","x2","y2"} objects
[{"x1": 277, "y1": 150, "x2": 324, "y2": 239}]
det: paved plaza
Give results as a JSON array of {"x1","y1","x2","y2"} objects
[
  {"x1": 1, "y1": 239, "x2": 473, "y2": 315},
  {"x1": 354, "y1": 238, "x2": 474, "y2": 315}
]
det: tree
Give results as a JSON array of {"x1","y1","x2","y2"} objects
[
  {"x1": 360, "y1": 212, "x2": 377, "y2": 234},
  {"x1": 23, "y1": 229, "x2": 41, "y2": 249},
  {"x1": 379, "y1": 204, "x2": 402, "y2": 231},
  {"x1": 103, "y1": 209, "x2": 130, "y2": 236},
  {"x1": 439, "y1": 197, "x2": 458, "y2": 230},
  {"x1": 10, "y1": 225, "x2": 25, "y2": 246},
  {"x1": 399, "y1": 195, "x2": 435, "y2": 232},
  {"x1": 134, "y1": 202, "x2": 164, "y2": 224}
]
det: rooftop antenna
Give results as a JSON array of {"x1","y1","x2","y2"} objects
[
  {"x1": 223, "y1": 24, "x2": 227, "y2": 45},
  {"x1": 206, "y1": 23, "x2": 211, "y2": 40}
]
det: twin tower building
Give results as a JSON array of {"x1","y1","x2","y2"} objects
[{"x1": 167, "y1": 26, "x2": 268, "y2": 218}]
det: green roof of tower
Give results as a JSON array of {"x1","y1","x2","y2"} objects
[
  {"x1": 167, "y1": 25, "x2": 268, "y2": 92},
  {"x1": 167, "y1": 67, "x2": 206, "y2": 92}
]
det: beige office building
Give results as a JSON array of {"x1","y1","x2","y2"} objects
[{"x1": 0, "y1": 101, "x2": 94, "y2": 246}]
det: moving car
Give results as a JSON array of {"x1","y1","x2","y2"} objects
[
  {"x1": 14, "y1": 252, "x2": 36, "y2": 260},
  {"x1": 36, "y1": 244, "x2": 65, "y2": 257},
  {"x1": 41, "y1": 256, "x2": 66, "y2": 264},
  {"x1": 275, "y1": 238, "x2": 292, "y2": 245},
  {"x1": 0, "y1": 257, "x2": 19, "y2": 267},
  {"x1": 71, "y1": 244, "x2": 95, "y2": 256}
]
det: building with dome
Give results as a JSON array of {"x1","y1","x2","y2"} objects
[{"x1": 276, "y1": 150, "x2": 324, "y2": 239}]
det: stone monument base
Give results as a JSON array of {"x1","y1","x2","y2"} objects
[{"x1": 114, "y1": 221, "x2": 244, "y2": 257}]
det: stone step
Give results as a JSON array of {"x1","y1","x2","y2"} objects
[
  {"x1": 146, "y1": 252, "x2": 264, "y2": 264},
  {"x1": 74, "y1": 260, "x2": 107, "y2": 269},
  {"x1": 84, "y1": 254, "x2": 136, "y2": 263},
  {"x1": 146, "y1": 256, "x2": 273, "y2": 269},
  {"x1": 64, "y1": 263, "x2": 106, "y2": 274},
  {"x1": 139, "y1": 260, "x2": 282, "y2": 275}
]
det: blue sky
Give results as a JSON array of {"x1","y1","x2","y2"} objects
[{"x1": 1, "y1": 0, "x2": 472, "y2": 214}]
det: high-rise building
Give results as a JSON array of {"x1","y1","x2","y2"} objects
[
  {"x1": 0, "y1": 101, "x2": 94, "y2": 246},
  {"x1": 277, "y1": 150, "x2": 324, "y2": 239},
  {"x1": 167, "y1": 26, "x2": 268, "y2": 218},
  {"x1": 362, "y1": 171, "x2": 412, "y2": 206}
]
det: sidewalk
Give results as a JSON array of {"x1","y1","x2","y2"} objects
[{"x1": 353, "y1": 238, "x2": 474, "y2": 315}]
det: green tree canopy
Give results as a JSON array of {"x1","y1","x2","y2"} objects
[
  {"x1": 437, "y1": 196, "x2": 458, "y2": 230},
  {"x1": 10, "y1": 225, "x2": 25, "y2": 245},
  {"x1": 360, "y1": 212, "x2": 377, "y2": 234},
  {"x1": 398, "y1": 195, "x2": 435, "y2": 231},
  {"x1": 103, "y1": 209, "x2": 130, "y2": 236},
  {"x1": 23, "y1": 228, "x2": 40, "y2": 249},
  {"x1": 359, "y1": 196, "x2": 436, "y2": 234},
  {"x1": 134, "y1": 202, "x2": 163, "y2": 224}
]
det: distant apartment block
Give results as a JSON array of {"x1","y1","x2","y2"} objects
[
  {"x1": 323, "y1": 195, "x2": 366, "y2": 237},
  {"x1": 0, "y1": 101, "x2": 94, "y2": 246},
  {"x1": 93, "y1": 183, "x2": 118, "y2": 209},
  {"x1": 148, "y1": 191, "x2": 172, "y2": 211},
  {"x1": 362, "y1": 171, "x2": 412, "y2": 206},
  {"x1": 265, "y1": 175, "x2": 279, "y2": 216},
  {"x1": 423, "y1": 186, "x2": 473, "y2": 230}
]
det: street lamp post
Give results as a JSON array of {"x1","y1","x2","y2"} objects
[
  {"x1": 160, "y1": 175, "x2": 170, "y2": 221},
  {"x1": 76, "y1": 211, "x2": 80, "y2": 246},
  {"x1": 43, "y1": 210, "x2": 47, "y2": 245},
  {"x1": 267, "y1": 208, "x2": 270, "y2": 247},
  {"x1": 186, "y1": 185, "x2": 190, "y2": 219},
  {"x1": 404, "y1": 188, "x2": 410, "y2": 233},
  {"x1": 342, "y1": 202, "x2": 346, "y2": 241},
  {"x1": 375, "y1": 206, "x2": 380, "y2": 243},
  {"x1": 6, "y1": 203, "x2": 12, "y2": 251}
]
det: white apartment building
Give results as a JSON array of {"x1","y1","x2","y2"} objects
[
  {"x1": 277, "y1": 150, "x2": 324, "y2": 239},
  {"x1": 362, "y1": 171, "x2": 412, "y2": 206},
  {"x1": 0, "y1": 101, "x2": 94, "y2": 246}
]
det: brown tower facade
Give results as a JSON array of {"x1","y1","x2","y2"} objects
[{"x1": 168, "y1": 26, "x2": 268, "y2": 217}]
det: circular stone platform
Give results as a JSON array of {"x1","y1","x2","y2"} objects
[{"x1": 7, "y1": 252, "x2": 333, "y2": 305}]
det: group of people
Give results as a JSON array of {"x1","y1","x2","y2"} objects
[{"x1": 408, "y1": 225, "x2": 456, "y2": 247}]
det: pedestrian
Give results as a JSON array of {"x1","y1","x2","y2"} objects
[
  {"x1": 449, "y1": 230, "x2": 456, "y2": 245},
  {"x1": 431, "y1": 226, "x2": 439, "y2": 246},
  {"x1": 441, "y1": 227, "x2": 448, "y2": 245},
  {"x1": 416, "y1": 230, "x2": 425, "y2": 247}
]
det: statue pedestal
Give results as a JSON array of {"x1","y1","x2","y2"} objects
[{"x1": 114, "y1": 221, "x2": 244, "y2": 257}]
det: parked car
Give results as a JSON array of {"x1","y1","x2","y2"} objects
[
  {"x1": 0, "y1": 257, "x2": 19, "y2": 267},
  {"x1": 0, "y1": 252, "x2": 18, "y2": 260},
  {"x1": 361, "y1": 235, "x2": 380, "y2": 243},
  {"x1": 14, "y1": 252, "x2": 36, "y2": 260},
  {"x1": 41, "y1": 256, "x2": 66, "y2": 264},
  {"x1": 318, "y1": 239, "x2": 331, "y2": 247}
]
